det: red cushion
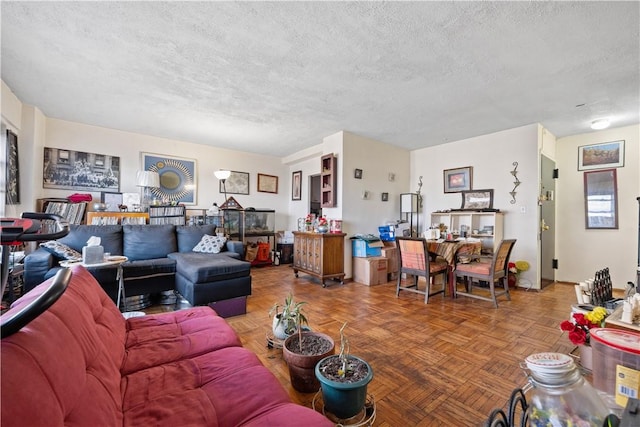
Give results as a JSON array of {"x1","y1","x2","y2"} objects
[{"x1": 456, "y1": 262, "x2": 492, "y2": 275}]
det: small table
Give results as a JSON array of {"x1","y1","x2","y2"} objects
[
  {"x1": 60, "y1": 256, "x2": 129, "y2": 311},
  {"x1": 426, "y1": 240, "x2": 482, "y2": 296}
]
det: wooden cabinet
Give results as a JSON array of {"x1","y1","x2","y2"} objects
[
  {"x1": 293, "y1": 232, "x2": 346, "y2": 287},
  {"x1": 86, "y1": 211, "x2": 148, "y2": 225},
  {"x1": 320, "y1": 153, "x2": 337, "y2": 208},
  {"x1": 429, "y1": 211, "x2": 504, "y2": 254}
]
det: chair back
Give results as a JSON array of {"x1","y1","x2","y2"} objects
[
  {"x1": 491, "y1": 239, "x2": 517, "y2": 279},
  {"x1": 396, "y1": 237, "x2": 429, "y2": 276}
]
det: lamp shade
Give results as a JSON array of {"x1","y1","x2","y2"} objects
[
  {"x1": 136, "y1": 170, "x2": 160, "y2": 187},
  {"x1": 214, "y1": 170, "x2": 231, "y2": 180}
]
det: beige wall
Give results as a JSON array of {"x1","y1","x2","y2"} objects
[{"x1": 556, "y1": 125, "x2": 639, "y2": 288}]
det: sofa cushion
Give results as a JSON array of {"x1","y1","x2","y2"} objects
[
  {"x1": 58, "y1": 224, "x2": 123, "y2": 255},
  {"x1": 168, "y1": 252, "x2": 250, "y2": 283},
  {"x1": 193, "y1": 235, "x2": 227, "y2": 254},
  {"x1": 176, "y1": 225, "x2": 217, "y2": 252},
  {"x1": 123, "y1": 225, "x2": 177, "y2": 260},
  {"x1": 122, "y1": 258, "x2": 176, "y2": 280},
  {"x1": 39, "y1": 240, "x2": 82, "y2": 260}
]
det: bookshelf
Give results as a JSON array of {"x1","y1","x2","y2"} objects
[
  {"x1": 37, "y1": 198, "x2": 87, "y2": 232},
  {"x1": 86, "y1": 212, "x2": 149, "y2": 225},
  {"x1": 148, "y1": 205, "x2": 186, "y2": 225}
]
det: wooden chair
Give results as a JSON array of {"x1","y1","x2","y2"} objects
[
  {"x1": 396, "y1": 237, "x2": 449, "y2": 303},
  {"x1": 454, "y1": 239, "x2": 516, "y2": 308}
]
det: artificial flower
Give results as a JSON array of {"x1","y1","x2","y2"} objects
[{"x1": 560, "y1": 306, "x2": 608, "y2": 345}]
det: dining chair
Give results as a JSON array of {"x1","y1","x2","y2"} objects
[
  {"x1": 396, "y1": 237, "x2": 449, "y2": 304},
  {"x1": 453, "y1": 239, "x2": 516, "y2": 308}
]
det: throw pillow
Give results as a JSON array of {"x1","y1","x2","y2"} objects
[
  {"x1": 192, "y1": 234, "x2": 227, "y2": 254},
  {"x1": 40, "y1": 241, "x2": 82, "y2": 261}
]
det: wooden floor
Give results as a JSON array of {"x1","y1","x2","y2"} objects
[{"x1": 154, "y1": 265, "x2": 578, "y2": 426}]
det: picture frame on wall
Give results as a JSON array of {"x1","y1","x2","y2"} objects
[
  {"x1": 101, "y1": 192, "x2": 123, "y2": 212},
  {"x1": 220, "y1": 171, "x2": 250, "y2": 195},
  {"x1": 43, "y1": 147, "x2": 120, "y2": 192},
  {"x1": 460, "y1": 189, "x2": 493, "y2": 210},
  {"x1": 443, "y1": 166, "x2": 472, "y2": 193},
  {"x1": 381, "y1": 192, "x2": 389, "y2": 201},
  {"x1": 257, "y1": 173, "x2": 278, "y2": 194},
  {"x1": 578, "y1": 140, "x2": 625, "y2": 171},
  {"x1": 142, "y1": 152, "x2": 197, "y2": 204},
  {"x1": 292, "y1": 170, "x2": 302, "y2": 201},
  {"x1": 5, "y1": 129, "x2": 19, "y2": 204},
  {"x1": 354, "y1": 168, "x2": 363, "y2": 179}
]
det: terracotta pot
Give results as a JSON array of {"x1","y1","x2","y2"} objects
[{"x1": 283, "y1": 331, "x2": 335, "y2": 393}]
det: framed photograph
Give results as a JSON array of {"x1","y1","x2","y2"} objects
[
  {"x1": 444, "y1": 166, "x2": 472, "y2": 193},
  {"x1": 354, "y1": 168, "x2": 363, "y2": 179},
  {"x1": 142, "y1": 152, "x2": 197, "y2": 204},
  {"x1": 122, "y1": 192, "x2": 141, "y2": 211},
  {"x1": 381, "y1": 192, "x2": 389, "y2": 202},
  {"x1": 578, "y1": 140, "x2": 625, "y2": 171},
  {"x1": 43, "y1": 147, "x2": 120, "y2": 192},
  {"x1": 257, "y1": 173, "x2": 278, "y2": 194},
  {"x1": 460, "y1": 189, "x2": 493, "y2": 210},
  {"x1": 584, "y1": 169, "x2": 618, "y2": 229},
  {"x1": 5, "y1": 129, "x2": 19, "y2": 204},
  {"x1": 292, "y1": 170, "x2": 302, "y2": 201},
  {"x1": 220, "y1": 171, "x2": 249, "y2": 195},
  {"x1": 101, "y1": 192, "x2": 123, "y2": 212}
]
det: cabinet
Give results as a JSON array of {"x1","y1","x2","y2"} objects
[
  {"x1": 321, "y1": 154, "x2": 337, "y2": 208},
  {"x1": 86, "y1": 212, "x2": 149, "y2": 225},
  {"x1": 292, "y1": 232, "x2": 346, "y2": 287},
  {"x1": 429, "y1": 211, "x2": 504, "y2": 254},
  {"x1": 148, "y1": 205, "x2": 186, "y2": 225}
]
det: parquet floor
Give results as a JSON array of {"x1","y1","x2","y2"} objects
[{"x1": 147, "y1": 264, "x2": 578, "y2": 426}]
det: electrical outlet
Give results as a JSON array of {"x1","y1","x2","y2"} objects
[{"x1": 520, "y1": 206, "x2": 526, "y2": 214}]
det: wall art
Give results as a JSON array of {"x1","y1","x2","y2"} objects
[
  {"x1": 292, "y1": 170, "x2": 302, "y2": 201},
  {"x1": 43, "y1": 147, "x2": 120, "y2": 192},
  {"x1": 257, "y1": 173, "x2": 278, "y2": 194},
  {"x1": 444, "y1": 166, "x2": 472, "y2": 193},
  {"x1": 219, "y1": 171, "x2": 249, "y2": 195},
  {"x1": 5, "y1": 129, "x2": 19, "y2": 204},
  {"x1": 142, "y1": 152, "x2": 197, "y2": 204},
  {"x1": 578, "y1": 140, "x2": 624, "y2": 171}
]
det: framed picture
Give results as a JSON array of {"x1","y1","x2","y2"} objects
[
  {"x1": 381, "y1": 192, "x2": 389, "y2": 202},
  {"x1": 257, "y1": 173, "x2": 278, "y2": 194},
  {"x1": 122, "y1": 192, "x2": 141, "y2": 211},
  {"x1": 578, "y1": 140, "x2": 625, "y2": 171},
  {"x1": 220, "y1": 171, "x2": 249, "y2": 195},
  {"x1": 354, "y1": 168, "x2": 363, "y2": 179},
  {"x1": 142, "y1": 152, "x2": 197, "y2": 204},
  {"x1": 460, "y1": 189, "x2": 493, "y2": 210},
  {"x1": 101, "y1": 192, "x2": 123, "y2": 212},
  {"x1": 43, "y1": 147, "x2": 120, "y2": 192},
  {"x1": 584, "y1": 169, "x2": 618, "y2": 229},
  {"x1": 5, "y1": 129, "x2": 19, "y2": 204},
  {"x1": 444, "y1": 166, "x2": 473, "y2": 193},
  {"x1": 292, "y1": 170, "x2": 302, "y2": 201}
]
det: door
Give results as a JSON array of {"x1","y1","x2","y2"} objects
[{"x1": 540, "y1": 154, "x2": 556, "y2": 285}]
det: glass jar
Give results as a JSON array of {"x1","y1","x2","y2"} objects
[{"x1": 524, "y1": 352, "x2": 609, "y2": 427}]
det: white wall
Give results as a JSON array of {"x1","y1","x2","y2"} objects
[
  {"x1": 411, "y1": 124, "x2": 541, "y2": 287},
  {"x1": 556, "y1": 124, "x2": 639, "y2": 288}
]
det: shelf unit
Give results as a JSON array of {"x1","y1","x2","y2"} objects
[
  {"x1": 86, "y1": 212, "x2": 149, "y2": 225},
  {"x1": 400, "y1": 193, "x2": 420, "y2": 237},
  {"x1": 148, "y1": 205, "x2": 186, "y2": 225},
  {"x1": 429, "y1": 211, "x2": 504, "y2": 254},
  {"x1": 320, "y1": 153, "x2": 337, "y2": 208},
  {"x1": 37, "y1": 198, "x2": 87, "y2": 233}
]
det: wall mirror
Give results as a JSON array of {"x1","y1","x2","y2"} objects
[{"x1": 584, "y1": 168, "x2": 618, "y2": 229}]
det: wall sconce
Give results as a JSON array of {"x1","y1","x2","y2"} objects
[{"x1": 136, "y1": 170, "x2": 160, "y2": 212}]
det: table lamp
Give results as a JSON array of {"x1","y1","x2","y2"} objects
[{"x1": 136, "y1": 170, "x2": 160, "y2": 212}]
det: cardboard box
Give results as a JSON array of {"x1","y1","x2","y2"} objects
[
  {"x1": 380, "y1": 246, "x2": 398, "y2": 274},
  {"x1": 353, "y1": 256, "x2": 388, "y2": 286},
  {"x1": 351, "y1": 237, "x2": 384, "y2": 257},
  {"x1": 276, "y1": 230, "x2": 294, "y2": 244}
]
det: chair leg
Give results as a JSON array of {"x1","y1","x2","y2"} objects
[
  {"x1": 489, "y1": 280, "x2": 498, "y2": 308},
  {"x1": 502, "y1": 277, "x2": 511, "y2": 301},
  {"x1": 396, "y1": 274, "x2": 401, "y2": 297}
]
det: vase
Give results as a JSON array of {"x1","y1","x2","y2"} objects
[
  {"x1": 579, "y1": 344, "x2": 593, "y2": 371},
  {"x1": 317, "y1": 224, "x2": 329, "y2": 233}
]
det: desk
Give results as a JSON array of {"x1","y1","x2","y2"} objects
[
  {"x1": 60, "y1": 256, "x2": 128, "y2": 310},
  {"x1": 426, "y1": 240, "x2": 482, "y2": 295}
]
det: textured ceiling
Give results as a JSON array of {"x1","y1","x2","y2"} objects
[{"x1": 1, "y1": 1, "x2": 639, "y2": 157}]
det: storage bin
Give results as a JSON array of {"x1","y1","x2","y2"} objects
[{"x1": 351, "y1": 238, "x2": 383, "y2": 257}]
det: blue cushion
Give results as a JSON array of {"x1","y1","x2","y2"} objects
[
  {"x1": 168, "y1": 252, "x2": 250, "y2": 283},
  {"x1": 175, "y1": 225, "x2": 216, "y2": 252},
  {"x1": 58, "y1": 225, "x2": 123, "y2": 255},
  {"x1": 123, "y1": 225, "x2": 177, "y2": 261}
]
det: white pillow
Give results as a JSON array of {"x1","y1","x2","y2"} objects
[
  {"x1": 192, "y1": 234, "x2": 227, "y2": 254},
  {"x1": 39, "y1": 241, "x2": 82, "y2": 261}
]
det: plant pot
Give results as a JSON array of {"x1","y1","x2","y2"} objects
[
  {"x1": 272, "y1": 314, "x2": 291, "y2": 340},
  {"x1": 283, "y1": 331, "x2": 335, "y2": 393},
  {"x1": 315, "y1": 355, "x2": 374, "y2": 419}
]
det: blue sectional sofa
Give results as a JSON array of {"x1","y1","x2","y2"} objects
[{"x1": 23, "y1": 224, "x2": 251, "y2": 314}]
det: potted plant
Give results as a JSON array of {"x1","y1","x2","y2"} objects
[
  {"x1": 269, "y1": 294, "x2": 307, "y2": 340},
  {"x1": 315, "y1": 322, "x2": 373, "y2": 420},
  {"x1": 282, "y1": 306, "x2": 335, "y2": 393}
]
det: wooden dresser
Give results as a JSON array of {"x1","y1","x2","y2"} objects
[{"x1": 292, "y1": 232, "x2": 346, "y2": 287}]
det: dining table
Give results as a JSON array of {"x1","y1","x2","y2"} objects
[{"x1": 426, "y1": 239, "x2": 483, "y2": 296}]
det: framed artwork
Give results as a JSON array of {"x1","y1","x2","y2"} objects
[
  {"x1": 460, "y1": 189, "x2": 493, "y2": 210},
  {"x1": 220, "y1": 171, "x2": 249, "y2": 195},
  {"x1": 257, "y1": 173, "x2": 278, "y2": 194},
  {"x1": 122, "y1": 192, "x2": 141, "y2": 211},
  {"x1": 5, "y1": 129, "x2": 19, "y2": 204},
  {"x1": 584, "y1": 169, "x2": 618, "y2": 229},
  {"x1": 292, "y1": 170, "x2": 302, "y2": 201},
  {"x1": 381, "y1": 192, "x2": 389, "y2": 202},
  {"x1": 142, "y1": 152, "x2": 197, "y2": 204},
  {"x1": 444, "y1": 166, "x2": 472, "y2": 193},
  {"x1": 43, "y1": 147, "x2": 120, "y2": 192},
  {"x1": 101, "y1": 192, "x2": 123, "y2": 212},
  {"x1": 578, "y1": 140, "x2": 625, "y2": 170},
  {"x1": 354, "y1": 168, "x2": 363, "y2": 179}
]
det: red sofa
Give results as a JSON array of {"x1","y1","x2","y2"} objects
[{"x1": 1, "y1": 265, "x2": 331, "y2": 427}]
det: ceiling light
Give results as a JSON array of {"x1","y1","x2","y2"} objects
[{"x1": 591, "y1": 119, "x2": 610, "y2": 130}]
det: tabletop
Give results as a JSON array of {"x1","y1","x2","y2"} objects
[
  {"x1": 60, "y1": 256, "x2": 128, "y2": 268},
  {"x1": 426, "y1": 240, "x2": 482, "y2": 265}
]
